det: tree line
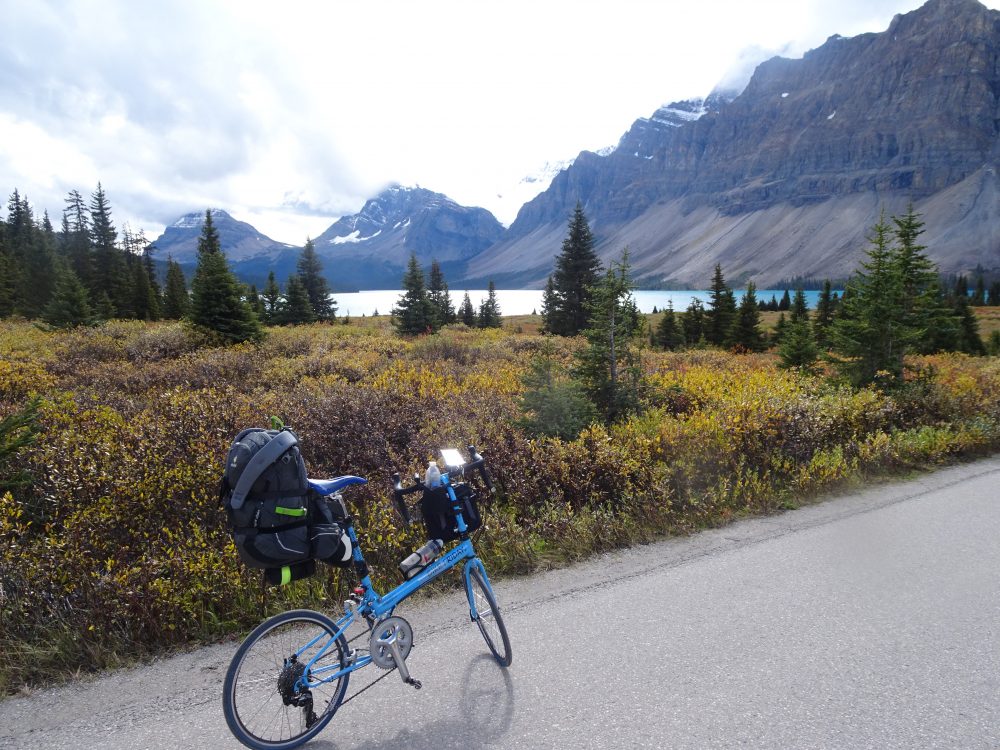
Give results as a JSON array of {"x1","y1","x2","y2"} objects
[{"x1": 0, "y1": 187, "x2": 342, "y2": 339}]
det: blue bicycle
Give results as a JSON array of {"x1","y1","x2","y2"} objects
[{"x1": 222, "y1": 446, "x2": 512, "y2": 750}]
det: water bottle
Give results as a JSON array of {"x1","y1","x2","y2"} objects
[
  {"x1": 424, "y1": 461, "x2": 441, "y2": 488},
  {"x1": 398, "y1": 539, "x2": 444, "y2": 579}
]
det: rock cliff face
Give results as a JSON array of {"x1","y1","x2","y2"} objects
[{"x1": 474, "y1": 0, "x2": 1000, "y2": 287}]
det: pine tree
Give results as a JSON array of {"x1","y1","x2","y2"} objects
[
  {"x1": 574, "y1": 251, "x2": 644, "y2": 423},
  {"x1": 989, "y1": 281, "x2": 1000, "y2": 306},
  {"x1": 546, "y1": 203, "x2": 602, "y2": 336},
  {"x1": 477, "y1": 281, "x2": 502, "y2": 328},
  {"x1": 539, "y1": 276, "x2": 557, "y2": 333},
  {"x1": 0, "y1": 221, "x2": 15, "y2": 318},
  {"x1": 778, "y1": 289, "x2": 791, "y2": 311},
  {"x1": 655, "y1": 302, "x2": 684, "y2": 350},
  {"x1": 42, "y1": 264, "x2": 94, "y2": 329},
  {"x1": 189, "y1": 210, "x2": 262, "y2": 343},
  {"x1": 62, "y1": 189, "x2": 92, "y2": 289},
  {"x1": 276, "y1": 275, "x2": 315, "y2": 325},
  {"x1": 953, "y1": 293, "x2": 985, "y2": 354},
  {"x1": 89, "y1": 183, "x2": 129, "y2": 316},
  {"x1": 972, "y1": 275, "x2": 986, "y2": 306},
  {"x1": 730, "y1": 282, "x2": 765, "y2": 351},
  {"x1": 392, "y1": 253, "x2": 435, "y2": 335},
  {"x1": 163, "y1": 257, "x2": 190, "y2": 319},
  {"x1": 428, "y1": 259, "x2": 455, "y2": 328},
  {"x1": 705, "y1": 265, "x2": 736, "y2": 346},
  {"x1": 788, "y1": 288, "x2": 809, "y2": 325},
  {"x1": 682, "y1": 298, "x2": 705, "y2": 345},
  {"x1": 778, "y1": 318, "x2": 819, "y2": 371},
  {"x1": 812, "y1": 280, "x2": 836, "y2": 349},
  {"x1": 459, "y1": 291, "x2": 477, "y2": 327},
  {"x1": 262, "y1": 271, "x2": 281, "y2": 324},
  {"x1": 297, "y1": 238, "x2": 335, "y2": 320},
  {"x1": 518, "y1": 340, "x2": 597, "y2": 440},
  {"x1": 829, "y1": 212, "x2": 912, "y2": 386}
]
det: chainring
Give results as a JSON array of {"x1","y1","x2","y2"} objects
[{"x1": 369, "y1": 616, "x2": 414, "y2": 670}]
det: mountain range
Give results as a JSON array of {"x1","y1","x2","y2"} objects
[{"x1": 154, "y1": 0, "x2": 1000, "y2": 289}]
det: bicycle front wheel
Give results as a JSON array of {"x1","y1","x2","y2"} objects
[
  {"x1": 223, "y1": 609, "x2": 350, "y2": 750},
  {"x1": 467, "y1": 567, "x2": 512, "y2": 667}
]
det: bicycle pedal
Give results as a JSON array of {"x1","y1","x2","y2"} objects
[{"x1": 405, "y1": 677, "x2": 422, "y2": 690}]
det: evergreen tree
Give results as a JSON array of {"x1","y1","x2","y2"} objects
[
  {"x1": 42, "y1": 264, "x2": 94, "y2": 329},
  {"x1": 163, "y1": 257, "x2": 190, "y2": 319},
  {"x1": 953, "y1": 293, "x2": 985, "y2": 354},
  {"x1": 705, "y1": 264, "x2": 737, "y2": 346},
  {"x1": 539, "y1": 276, "x2": 557, "y2": 333},
  {"x1": 777, "y1": 289, "x2": 791, "y2": 311},
  {"x1": 477, "y1": 281, "x2": 502, "y2": 328},
  {"x1": 428, "y1": 259, "x2": 455, "y2": 327},
  {"x1": 89, "y1": 183, "x2": 129, "y2": 316},
  {"x1": 131, "y1": 259, "x2": 158, "y2": 320},
  {"x1": 778, "y1": 317, "x2": 819, "y2": 371},
  {"x1": 654, "y1": 302, "x2": 684, "y2": 350},
  {"x1": 773, "y1": 312, "x2": 787, "y2": 344},
  {"x1": 62, "y1": 189, "x2": 92, "y2": 289},
  {"x1": 247, "y1": 284, "x2": 265, "y2": 320},
  {"x1": 812, "y1": 280, "x2": 836, "y2": 349},
  {"x1": 788, "y1": 288, "x2": 809, "y2": 325},
  {"x1": 972, "y1": 275, "x2": 986, "y2": 306},
  {"x1": 682, "y1": 298, "x2": 705, "y2": 345},
  {"x1": 518, "y1": 340, "x2": 597, "y2": 440},
  {"x1": 459, "y1": 291, "x2": 477, "y2": 327},
  {"x1": 989, "y1": 281, "x2": 1000, "y2": 306},
  {"x1": 189, "y1": 210, "x2": 262, "y2": 343},
  {"x1": 297, "y1": 238, "x2": 335, "y2": 320},
  {"x1": 276, "y1": 275, "x2": 315, "y2": 325},
  {"x1": 0, "y1": 221, "x2": 15, "y2": 318},
  {"x1": 829, "y1": 212, "x2": 912, "y2": 387},
  {"x1": 392, "y1": 253, "x2": 435, "y2": 335},
  {"x1": 546, "y1": 203, "x2": 602, "y2": 336},
  {"x1": 730, "y1": 282, "x2": 765, "y2": 351},
  {"x1": 262, "y1": 271, "x2": 281, "y2": 324},
  {"x1": 574, "y1": 251, "x2": 644, "y2": 423},
  {"x1": 767, "y1": 295, "x2": 779, "y2": 312},
  {"x1": 954, "y1": 275, "x2": 969, "y2": 301}
]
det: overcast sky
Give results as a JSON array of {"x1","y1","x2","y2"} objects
[{"x1": 2, "y1": 0, "x2": 996, "y2": 244}]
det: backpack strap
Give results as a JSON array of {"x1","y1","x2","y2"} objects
[{"x1": 230, "y1": 430, "x2": 299, "y2": 510}]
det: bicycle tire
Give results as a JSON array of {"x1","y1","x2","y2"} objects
[
  {"x1": 467, "y1": 567, "x2": 512, "y2": 667},
  {"x1": 223, "y1": 609, "x2": 350, "y2": 750}
]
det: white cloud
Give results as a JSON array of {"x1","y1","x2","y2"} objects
[{"x1": 1, "y1": 0, "x2": 997, "y2": 240}]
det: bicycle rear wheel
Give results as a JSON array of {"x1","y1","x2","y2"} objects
[
  {"x1": 223, "y1": 609, "x2": 350, "y2": 750},
  {"x1": 467, "y1": 567, "x2": 512, "y2": 667}
]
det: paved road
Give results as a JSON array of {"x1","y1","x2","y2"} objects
[{"x1": 3, "y1": 459, "x2": 999, "y2": 749}]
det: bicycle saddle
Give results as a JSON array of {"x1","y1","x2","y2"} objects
[{"x1": 308, "y1": 476, "x2": 368, "y2": 495}]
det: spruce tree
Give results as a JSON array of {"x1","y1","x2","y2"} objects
[
  {"x1": 705, "y1": 264, "x2": 736, "y2": 346},
  {"x1": 392, "y1": 253, "x2": 435, "y2": 335},
  {"x1": 189, "y1": 210, "x2": 262, "y2": 343},
  {"x1": 778, "y1": 317, "x2": 819, "y2": 371},
  {"x1": 0, "y1": 221, "x2": 15, "y2": 318},
  {"x1": 546, "y1": 203, "x2": 602, "y2": 336},
  {"x1": 62, "y1": 189, "x2": 93, "y2": 289},
  {"x1": 297, "y1": 238, "x2": 335, "y2": 320},
  {"x1": 262, "y1": 271, "x2": 281, "y2": 324},
  {"x1": 972, "y1": 275, "x2": 986, "y2": 306},
  {"x1": 778, "y1": 289, "x2": 791, "y2": 311},
  {"x1": 829, "y1": 212, "x2": 912, "y2": 386},
  {"x1": 682, "y1": 298, "x2": 705, "y2": 345},
  {"x1": 988, "y1": 281, "x2": 1000, "y2": 306},
  {"x1": 953, "y1": 294, "x2": 985, "y2": 354},
  {"x1": 42, "y1": 264, "x2": 94, "y2": 329},
  {"x1": 163, "y1": 257, "x2": 190, "y2": 319},
  {"x1": 539, "y1": 276, "x2": 557, "y2": 333},
  {"x1": 574, "y1": 251, "x2": 643, "y2": 423},
  {"x1": 276, "y1": 275, "x2": 315, "y2": 325},
  {"x1": 89, "y1": 183, "x2": 129, "y2": 316},
  {"x1": 477, "y1": 281, "x2": 502, "y2": 328},
  {"x1": 788, "y1": 288, "x2": 809, "y2": 325},
  {"x1": 459, "y1": 291, "x2": 477, "y2": 327},
  {"x1": 812, "y1": 280, "x2": 836, "y2": 349},
  {"x1": 428, "y1": 259, "x2": 455, "y2": 327},
  {"x1": 730, "y1": 282, "x2": 765, "y2": 351},
  {"x1": 655, "y1": 302, "x2": 684, "y2": 350}
]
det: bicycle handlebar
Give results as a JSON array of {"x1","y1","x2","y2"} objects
[{"x1": 391, "y1": 445, "x2": 496, "y2": 523}]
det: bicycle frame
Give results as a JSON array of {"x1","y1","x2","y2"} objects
[{"x1": 296, "y1": 473, "x2": 493, "y2": 689}]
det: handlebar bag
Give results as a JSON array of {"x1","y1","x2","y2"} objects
[{"x1": 419, "y1": 482, "x2": 482, "y2": 542}]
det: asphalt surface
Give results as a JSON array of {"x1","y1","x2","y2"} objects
[{"x1": 2, "y1": 458, "x2": 998, "y2": 749}]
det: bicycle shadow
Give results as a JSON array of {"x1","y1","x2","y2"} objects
[{"x1": 311, "y1": 654, "x2": 515, "y2": 750}]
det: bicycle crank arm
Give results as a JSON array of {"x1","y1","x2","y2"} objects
[{"x1": 384, "y1": 638, "x2": 421, "y2": 688}]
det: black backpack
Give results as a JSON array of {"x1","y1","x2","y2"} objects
[{"x1": 220, "y1": 428, "x2": 351, "y2": 578}]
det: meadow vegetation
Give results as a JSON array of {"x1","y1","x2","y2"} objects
[{"x1": 2, "y1": 316, "x2": 1000, "y2": 691}]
